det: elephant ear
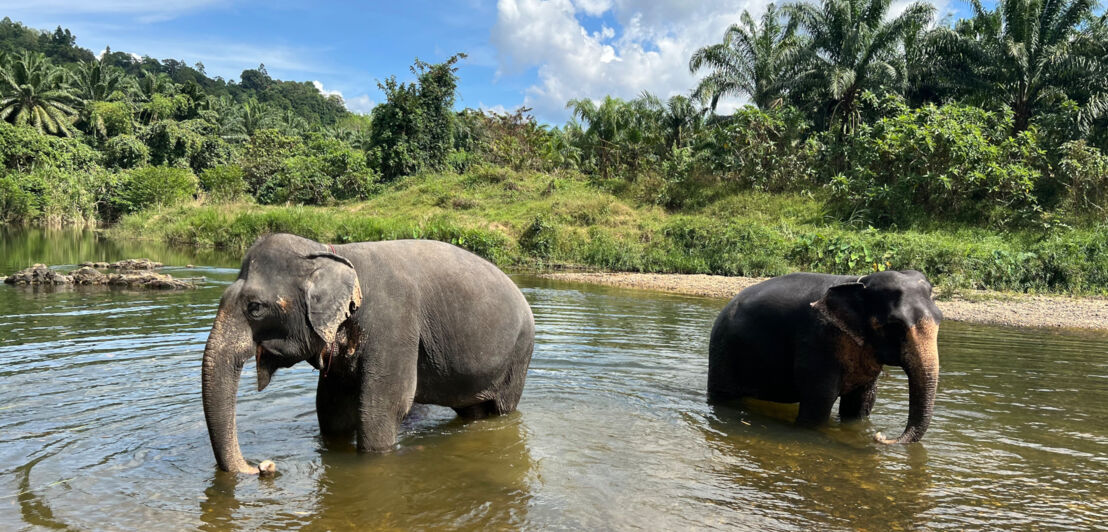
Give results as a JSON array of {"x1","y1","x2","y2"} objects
[
  {"x1": 811, "y1": 281, "x2": 868, "y2": 346},
  {"x1": 304, "y1": 252, "x2": 363, "y2": 345}
]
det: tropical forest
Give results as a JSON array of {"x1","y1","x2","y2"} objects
[{"x1": 1, "y1": 0, "x2": 1107, "y2": 294}]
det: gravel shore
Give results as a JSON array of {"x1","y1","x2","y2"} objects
[{"x1": 540, "y1": 272, "x2": 1108, "y2": 332}]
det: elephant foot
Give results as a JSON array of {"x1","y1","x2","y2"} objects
[{"x1": 258, "y1": 460, "x2": 277, "y2": 476}]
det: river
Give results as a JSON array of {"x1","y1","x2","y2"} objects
[{"x1": 1, "y1": 229, "x2": 1106, "y2": 530}]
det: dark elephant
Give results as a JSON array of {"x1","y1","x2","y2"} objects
[
  {"x1": 202, "y1": 233, "x2": 535, "y2": 474},
  {"x1": 707, "y1": 270, "x2": 941, "y2": 443}
]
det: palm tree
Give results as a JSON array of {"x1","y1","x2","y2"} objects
[
  {"x1": 639, "y1": 92, "x2": 708, "y2": 148},
  {"x1": 927, "y1": 0, "x2": 1102, "y2": 133},
  {"x1": 74, "y1": 56, "x2": 132, "y2": 138},
  {"x1": 0, "y1": 52, "x2": 81, "y2": 136},
  {"x1": 566, "y1": 96, "x2": 646, "y2": 176},
  {"x1": 74, "y1": 56, "x2": 128, "y2": 102},
  {"x1": 229, "y1": 98, "x2": 275, "y2": 139},
  {"x1": 786, "y1": 0, "x2": 935, "y2": 131},
  {"x1": 690, "y1": 4, "x2": 803, "y2": 110},
  {"x1": 277, "y1": 108, "x2": 308, "y2": 135}
]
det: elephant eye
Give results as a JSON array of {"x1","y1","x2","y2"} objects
[{"x1": 246, "y1": 301, "x2": 265, "y2": 319}]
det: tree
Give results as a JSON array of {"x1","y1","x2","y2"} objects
[
  {"x1": 227, "y1": 98, "x2": 276, "y2": 140},
  {"x1": 368, "y1": 53, "x2": 466, "y2": 180},
  {"x1": 927, "y1": 0, "x2": 1105, "y2": 133},
  {"x1": 0, "y1": 52, "x2": 80, "y2": 136},
  {"x1": 690, "y1": 4, "x2": 803, "y2": 110},
  {"x1": 786, "y1": 0, "x2": 935, "y2": 131}
]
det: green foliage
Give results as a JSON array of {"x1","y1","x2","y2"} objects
[
  {"x1": 110, "y1": 166, "x2": 198, "y2": 217},
  {"x1": 368, "y1": 54, "x2": 466, "y2": 180},
  {"x1": 198, "y1": 165, "x2": 248, "y2": 203},
  {"x1": 700, "y1": 106, "x2": 819, "y2": 191},
  {"x1": 86, "y1": 100, "x2": 133, "y2": 138},
  {"x1": 826, "y1": 101, "x2": 1046, "y2": 227},
  {"x1": 102, "y1": 134, "x2": 149, "y2": 169},
  {"x1": 0, "y1": 121, "x2": 99, "y2": 171},
  {"x1": 0, "y1": 51, "x2": 80, "y2": 136},
  {"x1": 239, "y1": 128, "x2": 304, "y2": 193},
  {"x1": 0, "y1": 166, "x2": 109, "y2": 225},
  {"x1": 1056, "y1": 140, "x2": 1108, "y2": 216},
  {"x1": 257, "y1": 135, "x2": 377, "y2": 205}
]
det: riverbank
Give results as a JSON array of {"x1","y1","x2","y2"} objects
[
  {"x1": 110, "y1": 170, "x2": 1108, "y2": 296},
  {"x1": 541, "y1": 272, "x2": 1108, "y2": 331}
]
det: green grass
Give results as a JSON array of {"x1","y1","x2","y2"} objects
[{"x1": 112, "y1": 168, "x2": 1108, "y2": 295}]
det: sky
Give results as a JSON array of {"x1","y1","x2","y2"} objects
[{"x1": 0, "y1": 0, "x2": 962, "y2": 123}]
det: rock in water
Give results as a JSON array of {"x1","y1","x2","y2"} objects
[
  {"x1": 2, "y1": 262, "x2": 197, "y2": 289},
  {"x1": 109, "y1": 258, "x2": 162, "y2": 270},
  {"x1": 70, "y1": 266, "x2": 107, "y2": 285},
  {"x1": 2, "y1": 264, "x2": 71, "y2": 286}
]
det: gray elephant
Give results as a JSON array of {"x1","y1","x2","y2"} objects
[
  {"x1": 202, "y1": 233, "x2": 535, "y2": 474},
  {"x1": 708, "y1": 270, "x2": 941, "y2": 443}
]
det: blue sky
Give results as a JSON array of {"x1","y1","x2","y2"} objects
[{"x1": 0, "y1": 0, "x2": 969, "y2": 122}]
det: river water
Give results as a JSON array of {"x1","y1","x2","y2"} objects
[{"x1": 1, "y1": 229, "x2": 1106, "y2": 530}]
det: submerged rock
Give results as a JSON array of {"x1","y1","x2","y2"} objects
[
  {"x1": 109, "y1": 258, "x2": 162, "y2": 270},
  {"x1": 3, "y1": 262, "x2": 197, "y2": 289},
  {"x1": 3, "y1": 264, "x2": 72, "y2": 286}
]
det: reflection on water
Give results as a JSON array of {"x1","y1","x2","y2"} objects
[{"x1": 1, "y1": 230, "x2": 1107, "y2": 530}]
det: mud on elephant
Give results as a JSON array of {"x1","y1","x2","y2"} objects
[
  {"x1": 708, "y1": 270, "x2": 941, "y2": 443},
  {"x1": 202, "y1": 233, "x2": 535, "y2": 474}
]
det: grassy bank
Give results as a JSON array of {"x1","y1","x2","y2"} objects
[{"x1": 111, "y1": 168, "x2": 1108, "y2": 295}]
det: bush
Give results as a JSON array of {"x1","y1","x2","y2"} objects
[
  {"x1": 0, "y1": 121, "x2": 100, "y2": 172},
  {"x1": 239, "y1": 128, "x2": 304, "y2": 193},
  {"x1": 1056, "y1": 140, "x2": 1108, "y2": 217},
  {"x1": 102, "y1": 135, "x2": 149, "y2": 169},
  {"x1": 199, "y1": 165, "x2": 248, "y2": 203},
  {"x1": 110, "y1": 166, "x2": 198, "y2": 216},
  {"x1": 0, "y1": 167, "x2": 109, "y2": 226},
  {"x1": 825, "y1": 102, "x2": 1046, "y2": 227},
  {"x1": 256, "y1": 136, "x2": 377, "y2": 205},
  {"x1": 699, "y1": 106, "x2": 820, "y2": 192},
  {"x1": 86, "y1": 101, "x2": 134, "y2": 138}
]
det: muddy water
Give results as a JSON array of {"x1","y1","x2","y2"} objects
[{"x1": 1, "y1": 229, "x2": 1106, "y2": 530}]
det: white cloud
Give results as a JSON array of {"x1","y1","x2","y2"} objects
[
  {"x1": 479, "y1": 102, "x2": 511, "y2": 115},
  {"x1": 312, "y1": 80, "x2": 343, "y2": 99},
  {"x1": 96, "y1": 47, "x2": 143, "y2": 62},
  {"x1": 344, "y1": 94, "x2": 375, "y2": 115},
  {"x1": 492, "y1": 0, "x2": 768, "y2": 121}
]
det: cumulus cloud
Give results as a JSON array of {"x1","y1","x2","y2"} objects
[
  {"x1": 492, "y1": 0, "x2": 757, "y2": 121},
  {"x1": 312, "y1": 80, "x2": 344, "y2": 99},
  {"x1": 344, "y1": 94, "x2": 375, "y2": 115}
]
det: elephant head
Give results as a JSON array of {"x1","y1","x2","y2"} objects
[
  {"x1": 812, "y1": 270, "x2": 942, "y2": 444},
  {"x1": 202, "y1": 234, "x2": 362, "y2": 474}
]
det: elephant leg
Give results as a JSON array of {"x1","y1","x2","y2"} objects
[
  {"x1": 317, "y1": 373, "x2": 359, "y2": 444},
  {"x1": 355, "y1": 330, "x2": 419, "y2": 453},
  {"x1": 796, "y1": 393, "x2": 837, "y2": 426},
  {"x1": 839, "y1": 380, "x2": 878, "y2": 421}
]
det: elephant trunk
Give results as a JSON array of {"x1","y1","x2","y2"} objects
[
  {"x1": 201, "y1": 288, "x2": 262, "y2": 474},
  {"x1": 880, "y1": 319, "x2": 940, "y2": 444}
]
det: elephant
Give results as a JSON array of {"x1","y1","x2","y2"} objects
[
  {"x1": 707, "y1": 270, "x2": 941, "y2": 443},
  {"x1": 202, "y1": 233, "x2": 535, "y2": 474}
]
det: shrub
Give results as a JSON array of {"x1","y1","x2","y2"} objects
[
  {"x1": 1056, "y1": 140, "x2": 1108, "y2": 217},
  {"x1": 199, "y1": 165, "x2": 248, "y2": 203},
  {"x1": 110, "y1": 166, "x2": 198, "y2": 216},
  {"x1": 86, "y1": 101, "x2": 134, "y2": 138},
  {"x1": 0, "y1": 167, "x2": 109, "y2": 226},
  {"x1": 239, "y1": 128, "x2": 304, "y2": 193},
  {"x1": 102, "y1": 135, "x2": 149, "y2": 169},
  {"x1": 699, "y1": 106, "x2": 820, "y2": 192},
  {"x1": 0, "y1": 121, "x2": 100, "y2": 172},
  {"x1": 257, "y1": 137, "x2": 377, "y2": 205},
  {"x1": 825, "y1": 102, "x2": 1046, "y2": 227}
]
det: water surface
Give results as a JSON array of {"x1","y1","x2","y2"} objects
[{"x1": 1, "y1": 229, "x2": 1106, "y2": 530}]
